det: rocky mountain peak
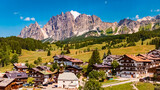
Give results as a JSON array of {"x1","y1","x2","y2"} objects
[{"x1": 18, "y1": 11, "x2": 160, "y2": 41}]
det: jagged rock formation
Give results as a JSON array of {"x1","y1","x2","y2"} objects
[{"x1": 18, "y1": 12, "x2": 160, "y2": 41}]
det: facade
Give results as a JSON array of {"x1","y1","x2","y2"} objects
[
  {"x1": 103, "y1": 55, "x2": 122, "y2": 65},
  {"x1": 13, "y1": 63, "x2": 28, "y2": 72},
  {"x1": 58, "y1": 72, "x2": 79, "y2": 89},
  {"x1": 117, "y1": 54, "x2": 152, "y2": 78},
  {"x1": 66, "y1": 65, "x2": 83, "y2": 75},
  {"x1": 0, "y1": 78, "x2": 15, "y2": 90},
  {"x1": 3, "y1": 71, "x2": 28, "y2": 83},
  {"x1": 53, "y1": 55, "x2": 83, "y2": 66},
  {"x1": 154, "y1": 66, "x2": 160, "y2": 81},
  {"x1": 28, "y1": 66, "x2": 54, "y2": 86},
  {"x1": 93, "y1": 64, "x2": 112, "y2": 76}
]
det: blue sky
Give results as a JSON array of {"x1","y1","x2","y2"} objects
[{"x1": 0, "y1": 0, "x2": 160, "y2": 37}]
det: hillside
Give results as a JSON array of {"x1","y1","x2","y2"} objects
[{"x1": 0, "y1": 43, "x2": 155, "y2": 72}]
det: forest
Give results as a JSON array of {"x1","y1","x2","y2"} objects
[{"x1": 0, "y1": 36, "x2": 49, "y2": 67}]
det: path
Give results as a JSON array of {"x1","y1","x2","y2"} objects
[{"x1": 102, "y1": 79, "x2": 138, "y2": 87}]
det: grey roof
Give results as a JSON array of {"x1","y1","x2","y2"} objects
[
  {"x1": 58, "y1": 72, "x2": 78, "y2": 81},
  {"x1": 4, "y1": 71, "x2": 28, "y2": 79},
  {"x1": 0, "y1": 78, "x2": 15, "y2": 87},
  {"x1": 66, "y1": 65, "x2": 83, "y2": 70}
]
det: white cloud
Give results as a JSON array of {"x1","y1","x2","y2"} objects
[
  {"x1": 13, "y1": 12, "x2": 19, "y2": 15},
  {"x1": 20, "y1": 16, "x2": 23, "y2": 20},
  {"x1": 24, "y1": 17, "x2": 30, "y2": 21},
  {"x1": 105, "y1": 1, "x2": 107, "y2": 4},
  {"x1": 23, "y1": 17, "x2": 36, "y2": 21},
  {"x1": 135, "y1": 15, "x2": 139, "y2": 19},
  {"x1": 151, "y1": 9, "x2": 160, "y2": 12},
  {"x1": 31, "y1": 17, "x2": 35, "y2": 21},
  {"x1": 70, "y1": 10, "x2": 81, "y2": 19}
]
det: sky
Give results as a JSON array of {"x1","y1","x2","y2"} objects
[{"x1": 0, "y1": 0, "x2": 160, "y2": 37}]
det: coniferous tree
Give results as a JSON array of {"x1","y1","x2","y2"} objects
[
  {"x1": 47, "y1": 50, "x2": 51, "y2": 56},
  {"x1": 11, "y1": 54, "x2": 18, "y2": 64},
  {"x1": 103, "y1": 52, "x2": 107, "y2": 59},
  {"x1": 87, "y1": 49, "x2": 101, "y2": 74},
  {"x1": 107, "y1": 49, "x2": 111, "y2": 56}
]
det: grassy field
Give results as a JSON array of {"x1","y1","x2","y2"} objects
[
  {"x1": 0, "y1": 41, "x2": 155, "y2": 72},
  {"x1": 104, "y1": 83, "x2": 134, "y2": 90},
  {"x1": 135, "y1": 82, "x2": 155, "y2": 90}
]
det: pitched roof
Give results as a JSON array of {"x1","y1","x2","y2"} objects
[
  {"x1": 93, "y1": 64, "x2": 112, "y2": 68},
  {"x1": 125, "y1": 54, "x2": 151, "y2": 62},
  {"x1": 0, "y1": 78, "x2": 15, "y2": 87},
  {"x1": 54, "y1": 55, "x2": 83, "y2": 63},
  {"x1": 58, "y1": 72, "x2": 78, "y2": 81},
  {"x1": 4, "y1": 71, "x2": 28, "y2": 79},
  {"x1": 32, "y1": 66, "x2": 54, "y2": 75},
  {"x1": 13, "y1": 63, "x2": 28, "y2": 69},
  {"x1": 66, "y1": 65, "x2": 83, "y2": 70}
]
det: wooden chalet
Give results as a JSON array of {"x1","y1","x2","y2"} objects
[
  {"x1": 0, "y1": 78, "x2": 15, "y2": 90},
  {"x1": 117, "y1": 54, "x2": 152, "y2": 78},
  {"x1": 13, "y1": 63, "x2": 28, "y2": 72},
  {"x1": 53, "y1": 55, "x2": 83, "y2": 66},
  {"x1": 3, "y1": 71, "x2": 28, "y2": 83},
  {"x1": 66, "y1": 65, "x2": 83, "y2": 75},
  {"x1": 103, "y1": 55, "x2": 122, "y2": 65},
  {"x1": 93, "y1": 63, "x2": 112, "y2": 76},
  {"x1": 28, "y1": 66, "x2": 55, "y2": 86}
]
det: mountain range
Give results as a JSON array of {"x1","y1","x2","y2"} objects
[{"x1": 18, "y1": 11, "x2": 160, "y2": 42}]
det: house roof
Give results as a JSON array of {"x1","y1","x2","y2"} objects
[
  {"x1": 125, "y1": 54, "x2": 151, "y2": 62},
  {"x1": 32, "y1": 66, "x2": 54, "y2": 75},
  {"x1": 0, "y1": 78, "x2": 15, "y2": 87},
  {"x1": 4, "y1": 71, "x2": 28, "y2": 79},
  {"x1": 66, "y1": 65, "x2": 83, "y2": 70},
  {"x1": 13, "y1": 63, "x2": 28, "y2": 69},
  {"x1": 103, "y1": 55, "x2": 122, "y2": 60},
  {"x1": 54, "y1": 55, "x2": 83, "y2": 63},
  {"x1": 58, "y1": 72, "x2": 78, "y2": 81},
  {"x1": 93, "y1": 64, "x2": 112, "y2": 68}
]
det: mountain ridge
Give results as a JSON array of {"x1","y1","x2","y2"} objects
[{"x1": 18, "y1": 11, "x2": 160, "y2": 41}]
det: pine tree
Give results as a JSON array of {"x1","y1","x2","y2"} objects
[
  {"x1": 66, "y1": 48, "x2": 70, "y2": 54},
  {"x1": 103, "y1": 52, "x2": 107, "y2": 59},
  {"x1": 87, "y1": 49, "x2": 101, "y2": 74},
  {"x1": 47, "y1": 50, "x2": 51, "y2": 56},
  {"x1": 107, "y1": 49, "x2": 111, "y2": 56},
  {"x1": 11, "y1": 54, "x2": 18, "y2": 64}
]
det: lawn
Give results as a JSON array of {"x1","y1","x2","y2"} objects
[
  {"x1": 0, "y1": 43, "x2": 155, "y2": 72},
  {"x1": 135, "y1": 82, "x2": 155, "y2": 90},
  {"x1": 104, "y1": 83, "x2": 134, "y2": 90},
  {"x1": 101, "y1": 79, "x2": 129, "y2": 85}
]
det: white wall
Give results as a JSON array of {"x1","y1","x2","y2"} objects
[{"x1": 58, "y1": 80, "x2": 79, "y2": 88}]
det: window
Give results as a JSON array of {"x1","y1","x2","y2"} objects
[{"x1": 63, "y1": 81, "x2": 65, "y2": 83}]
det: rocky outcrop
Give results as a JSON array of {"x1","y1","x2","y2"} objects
[
  {"x1": 18, "y1": 22, "x2": 48, "y2": 40},
  {"x1": 18, "y1": 12, "x2": 160, "y2": 41}
]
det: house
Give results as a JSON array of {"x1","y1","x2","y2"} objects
[
  {"x1": 58, "y1": 72, "x2": 79, "y2": 89},
  {"x1": 53, "y1": 55, "x2": 83, "y2": 66},
  {"x1": 0, "y1": 78, "x2": 15, "y2": 90},
  {"x1": 66, "y1": 65, "x2": 83, "y2": 75},
  {"x1": 93, "y1": 64, "x2": 112, "y2": 76},
  {"x1": 3, "y1": 71, "x2": 28, "y2": 83},
  {"x1": 103, "y1": 55, "x2": 122, "y2": 65},
  {"x1": 13, "y1": 63, "x2": 28, "y2": 72},
  {"x1": 28, "y1": 66, "x2": 55, "y2": 86},
  {"x1": 154, "y1": 66, "x2": 160, "y2": 81},
  {"x1": 137, "y1": 49, "x2": 160, "y2": 66},
  {"x1": 117, "y1": 54, "x2": 152, "y2": 78}
]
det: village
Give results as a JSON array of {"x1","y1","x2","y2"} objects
[{"x1": 0, "y1": 49, "x2": 160, "y2": 90}]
